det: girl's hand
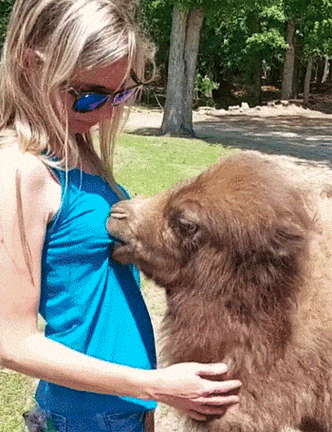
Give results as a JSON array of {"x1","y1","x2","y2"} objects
[{"x1": 147, "y1": 362, "x2": 241, "y2": 421}]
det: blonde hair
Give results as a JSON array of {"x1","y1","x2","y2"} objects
[{"x1": 0, "y1": 0, "x2": 154, "y2": 196}]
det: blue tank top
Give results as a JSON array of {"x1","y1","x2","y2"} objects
[{"x1": 35, "y1": 168, "x2": 157, "y2": 415}]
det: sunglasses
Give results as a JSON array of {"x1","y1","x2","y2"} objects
[{"x1": 68, "y1": 72, "x2": 143, "y2": 113}]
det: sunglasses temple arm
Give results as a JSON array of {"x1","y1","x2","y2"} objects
[{"x1": 130, "y1": 70, "x2": 143, "y2": 86}]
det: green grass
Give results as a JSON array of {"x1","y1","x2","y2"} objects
[
  {"x1": 0, "y1": 133, "x2": 233, "y2": 432},
  {"x1": 0, "y1": 369, "x2": 36, "y2": 432},
  {"x1": 114, "y1": 133, "x2": 234, "y2": 196}
]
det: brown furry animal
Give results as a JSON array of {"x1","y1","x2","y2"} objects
[{"x1": 107, "y1": 152, "x2": 332, "y2": 432}]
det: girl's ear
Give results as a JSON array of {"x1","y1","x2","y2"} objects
[{"x1": 23, "y1": 48, "x2": 45, "y2": 68}]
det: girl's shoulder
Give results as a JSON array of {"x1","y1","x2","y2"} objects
[
  {"x1": 0, "y1": 142, "x2": 61, "y2": 222},
  {"x1": 0, "y1": 142, "x2": 50, "y2": 188}
]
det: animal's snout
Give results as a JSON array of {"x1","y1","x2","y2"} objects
[
  {"x1": 107, "y1": 197, "x2": 151, "y2": 241},
  {"x1": 109, "y1": 198, "x2": 149, "y2": 222},
  {"x1": 107, "y1": 200, "x2": 134, "y2": 241},
  {"x1": 110, "y1": 200, "x2": 132, "y2": 220},
  {"x1": 107, "y1": 198, "x2": 151, "y2": 265}
]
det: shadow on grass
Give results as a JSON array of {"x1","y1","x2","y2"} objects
[{"x1": 128, "y1": 113, "x2": 332, "y2": 168}]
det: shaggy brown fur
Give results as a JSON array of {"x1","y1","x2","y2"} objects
[{"x1": 107, "y1": 152, "x2": 332, "y2": 432}]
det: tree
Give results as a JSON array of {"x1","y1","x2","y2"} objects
[
  {"x1": 243, "y1": 4, "x2": 286, "y2": 105},
  {"x1": 281, "y1": 0, "x2": 332, "y2": 101},
  {"x1": 281, "y1": 17, "x2": 296, "y2": 99},
  {"x1": 160, "y1": 5, "x2": 204, "y2": 136},
  {"x1": 160, "y1": 0, "x2": 273, "y2": 136},
  {"x1": 195, "y1": 4, "x2": 286, "y2": 107},
  {"x1": 142, "y1": 0, "x2": 332, "y2": 119},
  {"x1": 301, "y1": 2, "x2": 332, "y2": 104}
]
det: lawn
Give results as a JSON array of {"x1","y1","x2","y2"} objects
[
  {"x1": 0, "y1": 133, "x2": 233, "y2": 432},
  {"x1": 0, "y1": 370, "x2": 37, "y2": 432},
  {"x1": 114, "y1": 133, "x2": 233, "y2": 196}
]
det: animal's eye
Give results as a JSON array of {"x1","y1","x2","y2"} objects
[{"x1": 177, "y1": 217, "x2": 199, "y2": 237}]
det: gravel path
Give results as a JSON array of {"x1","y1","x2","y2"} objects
[{"x1": 125, "y1": 104, "x2": 332, "y2": 168}]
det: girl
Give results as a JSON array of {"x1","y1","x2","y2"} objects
[{"x1": 0, "y1": 1, "x2": 241, "y2": 431}]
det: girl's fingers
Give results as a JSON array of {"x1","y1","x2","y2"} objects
[
  {"x1": 203, "y1": 379, "x2": 242, "y2": 396},
  {"x1": 195, "y1": 394, "x2": 240, "y2": 406},
  {"x1": 185, "y1": 401, "x2": 239, "y2": 420},
  {"x1": 192, "y1": 400, "x2": 239, "y2": 415},
  {"x1": 197, "y1": 363, "x2": 228, "y2": 376}
]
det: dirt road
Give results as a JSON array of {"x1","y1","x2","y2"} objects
[{"x1": 125, "y1": 105, "x2": 332, "y2": 168}]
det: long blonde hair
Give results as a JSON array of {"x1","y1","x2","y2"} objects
[{"x1": 0, "y1": 0, "x2": 154, "y2": 196}]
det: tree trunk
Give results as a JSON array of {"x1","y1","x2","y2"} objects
[
  {"x1": 252, "y1": 13, "x2": 262, "y2": 106},
  {"x1": 291, "y1": 51, "x2": 301, "y2": 98},
  {"x1": 182, "y1": 8, "x2": 204, "y2": 134},
  {"x1": 303, "y1": 56, "x2": 314, "y2": 106},
  {"x1": 322, "y1": 56, "x2": 330, "y2": 83},
  {"x1": 160, "y1": 6, "x2": 204, "y2": 136},
  {"x1": 160, "y1": 6, "x2": 187, "y2": 136},
  {"x1": 281, "y1": 18, "x2": 296, "y2": 100}
]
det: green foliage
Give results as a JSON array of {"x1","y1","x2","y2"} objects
[
  {"x1": 195, "y1": 73, "x2": 218, "y2": 102},
  {"x1": 139, "y1": 0, "x2": 173, "y2": 77},
  {"x1": 140, "y1": 0, "x2": 332, "y2": 108},
  {"x1": 0, "y1": 0, "x2": 13, "y2": 48},
  {"x1": 302, "y1": 1, "x2": 332, "y2": 57},
  {"x1": 198, "y1": 3, "x2": 287, "y2": 90},
  {"x1": 282, "y1": 0, "x2": 332, "y2": 58},
  {"x1": 245, "y1": 28, "x2": 287, "y2": 58},
  {"x1": 166, "y1": 0, "x2": 267, "y2": 15}
]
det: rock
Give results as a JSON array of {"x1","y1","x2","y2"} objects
[
  {"x1": 241, "y1": 102, "x2": 250, "y2": 111},
  {"x1": 228, "y1": 105, "x2": 241, "y2": 111},
  {"x1": 215, "y1": 109, "x2": 227, "y2": 115}
]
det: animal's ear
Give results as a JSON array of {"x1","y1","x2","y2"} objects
[{"x1": 272, "y1": 218, "x2": 308, "y2": 259}]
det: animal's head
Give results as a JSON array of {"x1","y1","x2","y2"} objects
[{"x1": 107, "y1": 153, "x2": 311, "y2": 311}]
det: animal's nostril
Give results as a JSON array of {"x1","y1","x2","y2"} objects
[
  {"x1": 110, "y1": 202, "x2": 130, "y2": 220},
  {"x1": 110, "y1": 210, "x2": 128, "y2": 220}
]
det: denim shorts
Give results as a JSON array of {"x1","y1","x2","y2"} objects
[{"x1": 25, "y1": 407, "x2": 148, "y2": 432}]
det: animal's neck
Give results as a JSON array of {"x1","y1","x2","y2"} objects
[
  {"x1": 163, "y1": 276, "x2": 298, "y2": 367},
  {"x1": 161, "y1": 301, "x2": 290, "y2": 381}
]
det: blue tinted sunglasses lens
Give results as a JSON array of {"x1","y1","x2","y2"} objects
[
  {"x1": 112, "y1": 87, "x2": 138, "y2": 106},
  {"x1": 74, "y1": 93, "x2": 109, "y2": 113}
]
